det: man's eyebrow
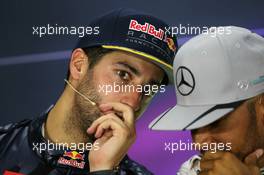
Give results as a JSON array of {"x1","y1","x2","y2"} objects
[{"x1": 115, "y1": 62, "x2": 140, "y2": 76}]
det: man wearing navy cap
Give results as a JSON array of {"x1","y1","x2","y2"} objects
[
  {"x1": 149, "y1": 26, "x2": 264, "y2": 175},
  {"x1": 0, "y1": 9, "x2": 177, "y2": 175}
]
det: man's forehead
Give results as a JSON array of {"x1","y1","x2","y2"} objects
[
  {"x1": 106, "y1": 50, "x2": 150, "y2": 64},
  {"x1": 105, "y1": 50, "x2": 164, "y2": 78}
]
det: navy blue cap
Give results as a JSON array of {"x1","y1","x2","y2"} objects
[{"x1": 76, "y1": 8, "x2": 178, "y2": 84}]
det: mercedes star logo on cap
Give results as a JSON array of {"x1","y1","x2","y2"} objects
[{"x1": 176, "y1": 66, "x2": 195, "y2": 96}]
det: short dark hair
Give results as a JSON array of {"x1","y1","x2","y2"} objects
[
  {"x1": 247, "y1": 93, "x2": 264, "y2": 117},
  {"x1": 66, "y1": 46, "x2": 114, "y2": 80}
]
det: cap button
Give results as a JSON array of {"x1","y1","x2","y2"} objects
[
  {"x1": 201, "y1": 50, "x2": 207, "y2": 56},
  {"x1": 235, "y1": 42, "x2": 241, "y2": 49}
]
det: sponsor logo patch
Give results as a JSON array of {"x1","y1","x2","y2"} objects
[
  {"x1": 129, "y1": 19, "x2": 165, "y2": 41},
  {"x1": 58, "y1": 151, "x2": 85, "y2": 169},
  {"x1": 166, "y1": 37, "x2": 176, "y2": 52}
]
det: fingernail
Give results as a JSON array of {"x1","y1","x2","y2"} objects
[
  {"x1": 255, "y1": 149, "x2": 264, "y2": 158},
  {"x1": 87, "y1": 127, "x2": 92, "y2": 133}
]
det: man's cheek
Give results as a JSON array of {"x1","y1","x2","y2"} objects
[
  {"x1": 96, "y1": 78, "x2": 116, "y2": 96},
  {"x1": 225, "y1": 143, "x2": 245, "y2": 160},
  {"x1": 191, "y1": 134, "x2": 204, "y2": 146},
  {"x1": 99, "y1": 92, "x2": 121, "y2": 104},
  {"x1": 226, "y1": 138, "x2": 241, "y2": 152}
]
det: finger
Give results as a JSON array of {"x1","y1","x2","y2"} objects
[
  {"x1": 200, "y1": 159, "x2": 214, "y2": 171},
  {"x1": 99, "y1": 102, "x2": 134, "y2": 128},
  {"x1": 248, "y1": 165, "x2": 261, "y2": 175},
  {"x1": 94, "y1": 130, "x2": 113, "y2": 146},
  {"x1": 199, "y1": 171, "x2": 211, "y2": 175},
  {"x1": 256, "y1": 154, "x2": 264, "y2": 168},
  {"x1": 87, "y1": 113, "x2": 125, "y2": 134},
  {"x1": 94, "y1": 117, "x2": 126, "y2": 138},
  {"x1": 244, "y1": 149, "x2": 264, "y2": 167},
  {"x1": 99, "y1": 105, "x2": 122, "y2": 116},
  {"x1": 100, "y1": 130, "x2": 113, "y2": 140},
  {"x1": 94, "y1": 118, "x2": 125, "y2": 138}
]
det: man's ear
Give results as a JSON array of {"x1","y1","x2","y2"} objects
[{"x1": 69, "y1": 48, "x2": 89, "y2": 81}]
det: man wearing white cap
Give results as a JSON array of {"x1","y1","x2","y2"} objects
[{"x1": 149, "y1": 26, "x2": 264, "y2": 174}]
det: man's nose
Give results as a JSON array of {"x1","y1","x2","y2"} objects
[{"x1": 120, "y1": 90, "x2": 142, "y2": 112}]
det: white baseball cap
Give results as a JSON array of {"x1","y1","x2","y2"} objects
[{"x1": 149, "y1": 26, "x2": 264, "y2": 131}]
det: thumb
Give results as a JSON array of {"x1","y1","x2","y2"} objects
[{"x1": 244, "y1": 149, "x2": 264, "y2": 165}]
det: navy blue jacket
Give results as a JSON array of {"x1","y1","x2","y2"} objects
[{"x1": 0, "y1": 107, "x2": 153, "y2": 175}]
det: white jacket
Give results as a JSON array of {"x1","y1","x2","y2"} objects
[
  {"x1": 177, "y1": 155, "x2": 264, "y2": 175},
  {"x1": 177, "y1": 155, "x2": 201, "y2": 175}
]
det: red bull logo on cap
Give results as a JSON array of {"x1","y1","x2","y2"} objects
[{"x1": 129, "y1": 19, "x2": 164, "y2": 40}]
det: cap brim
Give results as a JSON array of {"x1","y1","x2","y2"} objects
[
  {"x1": 102, "y1": 45, "x2": 173, "y2": 84},
  {"x1": 149, "y1": 104, "x2": 234, "y2": 131}
]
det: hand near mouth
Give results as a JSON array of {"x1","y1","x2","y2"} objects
[
  {"x1": 199, "y1": 150, "x2": 264, "y2": 175},
  {"x1": 87, "y1": 102, "x2": 136, "y2": 172}
]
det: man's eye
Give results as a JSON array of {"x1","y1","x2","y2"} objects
[{"x1": 117, "y1": 70, "x2": 131, "y2": 81}]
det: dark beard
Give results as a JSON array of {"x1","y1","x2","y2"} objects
[
  {"x1": 236, "y1": 112, "x2": 263, "y2": 161},
  {"x1": 64, "y1": 71, "x2": 102, "y2": 143}
]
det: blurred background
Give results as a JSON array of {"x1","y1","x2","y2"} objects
[{"x1": 1, "y1": 0, "x2": 264, "y2": 174}]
